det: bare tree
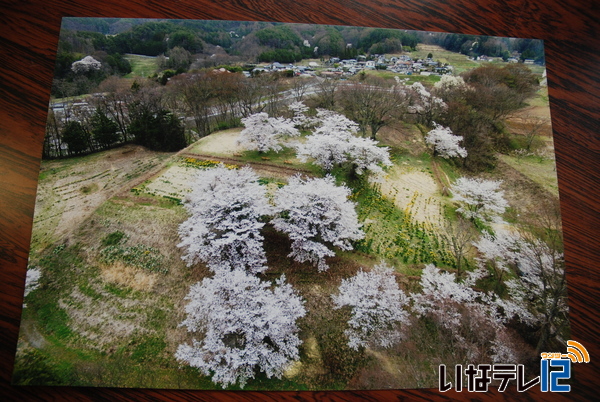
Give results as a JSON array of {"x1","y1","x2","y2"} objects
[
  {"x1": 128, "y1": 82, "x2": 165, "y2": 115},
  {"x1": 236, "y1": 75, "x2": 267, "y2": 118},
  {"x1": 260, "y1": 73, "x2": 285, "y2": 116},
  {"x1": 441, "y1": 216, "x2": 476, "y2": 280},
  {"x1": 464, "y1": 84, "x2": 521, "y2": 123},
  {"x1": 340, "y1": 76, "x2": 409, "y2": 139},
  {"x1": 168, "y1": 72, "x2": 216, "y2": 137},
  {"x1": 223, "y1": 73, "x2": 247, "y2": 126},
  {"x1": 44, "y1": 108, "x2": 66, "y2": 158},
  {"x1": 291, "y1": 76, "x2": 316, "y2": 102},
  {"x1": 312, "y1": 77, "x2": 339, "y2": 110},
  {"x1": 210, "y1": 72, "x2": 242, "y2": 128},
  {"x1": 45, "y1": 95, "x2": 90, "y2": 157},
  {"x1": 93, "y1": 77, "x2": 135, "y2": 141},
  {"x1": 521, "y1": 114, "x2": 550, "y2": 151}
]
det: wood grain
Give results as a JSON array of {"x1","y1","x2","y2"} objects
[{"x1": 1, "y1": 0, "x2": 598, "y2": 400}]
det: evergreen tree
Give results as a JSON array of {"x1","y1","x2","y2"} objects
[
  {"x1": 128, "y1": 109, "x2": 187, "y2": 151},
  {"x1": 91, "y1": 108, "x2": 120, "y2": 149},
  {"x1": 62, "y1": 120, "x2": 90, "y2": 155}
]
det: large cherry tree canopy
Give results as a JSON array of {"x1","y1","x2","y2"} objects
[
  {"x1": 332, "y1": 263, "x2": 410, "y2": 350},
  {"x1": 176, "y1": 269, "x2": 306, "y2": 388},
  {"x1": 451, "y1": 177, "x2": 508, "y2": 222},
  {"x1": 238, "y1": 112, "x2": 299, "y2": 153},
  {"x1": 272, "y1": 175, "x2": 364, "y2": 272},
  {"x1": 425, "y1": 123, "x2": 467, "y2": 159},
  {"x1": 178, "y1": 165, "x2": 271, "y2": 273}
]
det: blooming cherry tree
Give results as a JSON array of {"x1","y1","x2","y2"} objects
[
  {"x1": 411, "y1": 264, "x2": 516, "y2": 362},
  {"x1": 178, "y1": 165, "x2": 271, "y2": 273},
  {"x1": 176, "y1": 270, "x2": 306, "y2": 388},
  {"x1": 411, "y1": 264, "x2": 483, "y2": 333},
  {"x1": 408, "y1": 82, "x2": 447, "y2": 126},
  {"x1": 474, "y1": 230, "x2": 568, "y2": 353},
  {"x1": 432, "y1": 75, "x2": 472, "y2": 104},
  {"x1": 433, "y1": 75, "x2": 467, "y2": 91},
  {"x1": 425, "y1": 123, "x2": 467, "y2": 159},
  {"x1": 272, "y1": 175, "x2": 364, "y2": 271},
  {"x1": 473, "y1": 230, "x2": 520, "y2": 283},
  {"x1": 71, "y1": 55, "x2": 102, "y2": 73},
  {"x1": 22, "y1": 266, "x2": 42, "y2": 308},
  {"x1": 295, "y1": 133, "x2": 349, "y2": 172},
  {"x1": 293, "y1": 110, "x2": 360, "y2": 172},
  {"x1": 295, "y1": 111, "x2": 392, "y2": 176},
  {"x1": 24, "y1": 267, "x2": 42, "y2": 297},
  {"x1": 313, "y1": 109, "x2": 360, "y2": 137},
  {"x1": 503, "y1": 240, "x2": 567, "y2": 353},
  {"x1": 288, "y1": 101, "x2": 314, "y2": 129},
  {"x1": 332, "y1": 263, "x2": 410, "y2": 350},
  {"x1": 346, "y1": 136, "x2": 393, "y2": 176},
  {"x1": 238, "y1": 112, "x2": 299, "y2": 152},
  {"x1": 451, "y1": 177, "x2": 508, "y2": 222}
]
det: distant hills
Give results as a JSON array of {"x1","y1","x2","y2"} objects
[
  {"x1": 60, "y1": 18, "x2": 543, "y2": 64},
  {"x1": 51, "y1": 18, "x2": 543, "y2": 97}
]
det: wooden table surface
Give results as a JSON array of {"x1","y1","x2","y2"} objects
[{"x1": 1, "y1": 0, "x2": 598, "y2": 400}]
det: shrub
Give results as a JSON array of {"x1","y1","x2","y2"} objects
[{"x1": 101, "y1": 231, "x2": 126, "y2": 246}]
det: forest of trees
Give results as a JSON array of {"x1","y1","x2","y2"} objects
[
  {"x1": 50, "y1": 18, "x2": 543, "y2": 108},
  {"x1": 59, "y1": 19, "x2": 544, "y2": 57},
  {"x1": 429, "y1": 33, "x2": 545, "y2": 63}
]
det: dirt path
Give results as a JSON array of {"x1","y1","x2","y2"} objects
[
  {"x1": 181, "y1": 152, "x2": 314, "y2": 177},
  {"x1": 431, "y1": 160, "x2": 451, "y2": 194},
  {"x1": 125, "y1": 125, "x2": 317, "y2": 200},
  {"x1": 185, "y1": 128, "x2": 315, "y2": 178},
  {"x1": 139, "y1": 152, "x2": 317, "y2": 201}
]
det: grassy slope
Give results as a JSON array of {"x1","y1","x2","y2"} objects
[
  {"x1": 19, "y1": 117, "x2": 559, "y2": 389},
  {"x1": 16, "y1": 140, "x2": 383, "y2": 389},
  {"x1": 499, "y1": 154, "x2": 559, "y2": 197}
]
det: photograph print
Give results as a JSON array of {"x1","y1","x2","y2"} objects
[{"x1": 13, "y1": 17, "x2": 567, "y2": 390}]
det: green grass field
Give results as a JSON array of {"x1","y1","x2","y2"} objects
[
  {"x1": 124, "y1": 54, "x2": 159, "y2": 78},
  {"x1": 409, "y1": 45, "x2": 481, "y2": 75}
]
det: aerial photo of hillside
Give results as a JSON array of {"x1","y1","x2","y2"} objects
[{"x1": 13, "y1": 18, "x2": 565, "y2": 390}]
